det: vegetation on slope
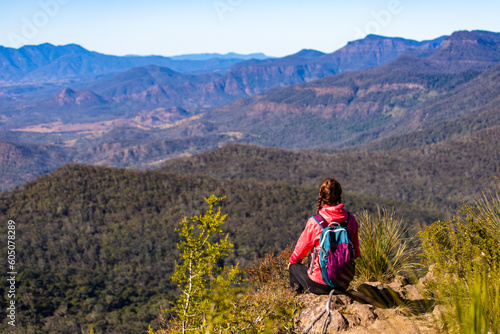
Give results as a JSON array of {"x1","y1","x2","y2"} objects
[
  {"x1": 420, "y1": 182, "x2": 500, "y2": 333},
  {"x1": 0, "y1": 164, "x2": 437, "y2": 333},
  {"x1": 0, "y1": 141, "x2": 73, "y2": 191},
  {"x1": 160, "y1": 127, "x2": 500, "y2": 215}
]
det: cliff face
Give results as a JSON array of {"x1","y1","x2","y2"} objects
[
  {"x1": 429, "y1": 30, "x2": 500, "y2": 72},
  {"x1": 321, "y1": 34, "x2": 445, "y2": 73},
  {"x1": 219, "y1": 34, "x2": 445, "y2": 95}
]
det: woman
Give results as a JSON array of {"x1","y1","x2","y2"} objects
[{"x1": 289, "y1": 178, "x2": 360, "y2": 294}]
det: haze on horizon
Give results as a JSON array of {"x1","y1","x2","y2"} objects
[{"x1": 1, "y1": 0, "x2": 500, "y2": 58}]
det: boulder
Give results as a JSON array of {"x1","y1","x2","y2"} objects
[
  {"x1": 345, "y1": 302, "x2": 377, "y2": 325},
  {"x1": 403, "y1": 284, "x2": 425, "y2": 301},
  {"x1": 296, "y1": 299, "x2": 348, "y2": 333}
]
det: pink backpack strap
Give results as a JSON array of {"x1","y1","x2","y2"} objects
[{"x1": 312, "y1": 214, "x2": 329, "y2": 229}]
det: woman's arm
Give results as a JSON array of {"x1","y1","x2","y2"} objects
[{"x1": 289, "y1": 218, "x2": 318, "y2": 265}]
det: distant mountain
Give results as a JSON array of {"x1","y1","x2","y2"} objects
[
  {"x1": 0, "y1": 33, "x2": 452, "y2": 130},
  {"x1": 169, "y1": 52, "x2": 270, "y2": 61},
  {"x1": 0, "y1": 34, "x2": 446, "y2": 97},
  {"x1": 0, "y1": 43, "x2": 247, "y2": 84},
  {"x1": 425, "y1": 30, "x2": 500, "y2": 72},
  {"x1": 320, "y1": 34, "x2": 447, "y2": 71},
  {"x1": 291, "y1": 49, "x2": 327, "y2": 58},
  {"x1": 68, "y1": 34, "x2": 449, "y2": 112},
  {"x1": 4, "y1": 32, "x2": 447, "y2": 127},
  {"x1": 50, "y1": 88, "x2": 109, "y2": 106},
  {"x1": 159, "y1": 48, "x2": 499, "y2": 149},
  {"x1": 227, "y1": 34, "x2": 446, "y2": 78}
]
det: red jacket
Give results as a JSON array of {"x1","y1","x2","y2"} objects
[{"x1": 289, "y1": 204, "x2": 360, "y2": 285}]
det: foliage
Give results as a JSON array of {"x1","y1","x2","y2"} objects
[
  {"x1": 0, "y1": 141, "x2": 73, "y2": 191},
  {"x1": 0, "y1": 165, "x2": 315, "y2": 333},
  {"x1": 241, "y1": 246, "x2": 301, "y2": 333},
  {"x1": 150, "y1": 197, "x2": 300, "y2": 334},
  {"x1": 0, "y1": 165, "x2": 306, "y2": 333},
  {"x1": 167, "y1": 194, "x2": 242, "y2": 333},
  {"x1": 355, "y1": 207, "x2": 420, "y2": 282},
  {"x1": 245, "y1": 245, "x2": 293, "y2": 287},
  {"x1": 0, "y1": 159, "x2": 491, "y2": 332},
  {"x1": 419, "y1": 182, "x2": 500, "y2": 333}
]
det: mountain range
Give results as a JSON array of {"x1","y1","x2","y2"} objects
[
  {"x1": 0, "y1": 32, "x2": 450, "y2": 129},
  {"x1": 0, "y1": 29, "x2": 499, "y2": 193},
  {"x1": 1, "y1": 29, "x2": 499, "y2": 334},
  {"x1": 169, "y1": 52, "x2": 270, "y2": 61},
  {"x1": 0, "y1": 44, "x2": 267, "y2": 84}
]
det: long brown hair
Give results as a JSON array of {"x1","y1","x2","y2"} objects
[{"x1": 317, "y1": 178, "x2": 342, "y2": 213}]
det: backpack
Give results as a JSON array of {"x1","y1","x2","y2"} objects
[{"x1": 312, "y1": 213, "x2": 356, "y2": 288}]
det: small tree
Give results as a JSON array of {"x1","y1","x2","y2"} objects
[
  {"x1": 151, "y1": 195, "x2": 300, "y2": 334},
  {"x1": 168, "y1": 195, "x2": 240, "y2": 333}
]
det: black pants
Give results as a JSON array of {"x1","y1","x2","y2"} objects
[{"x1": 289, "y1": 263, "x2": 335, "y2": 295}]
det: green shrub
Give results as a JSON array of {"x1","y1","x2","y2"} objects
[
  {"x1": 420, "y1": 182, "x2": 500, "y2": 333},
  {"x1": 150, "y1": 196, "x2": 300, "y2": 334},
  {"x1": 355, "y1": 207, "x2": 419, "y2": 282}
]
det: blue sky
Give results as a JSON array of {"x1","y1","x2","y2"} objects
[{"x1": 1, "y1": 0, "x2": 500, "y2": 57}]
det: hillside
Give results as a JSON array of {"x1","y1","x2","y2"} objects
[
  {"x1": 0, "y1": 141, "x2": 72, "y2": 190},
  {"x1": 366, "y1": 62, "x2": 500, "y2": 149},
  {"x1": 158, "y1": 61, "x2": 476, "y2": 148},
  {"x1": 426, "y1": 30, "x2": 500, "y2": 72},
  {"x1": 0, "y1": 164, "x2": 439, "y2": 333},
  {"x1": 160, "y1": 126, "x2": 500, "y2": 215}
]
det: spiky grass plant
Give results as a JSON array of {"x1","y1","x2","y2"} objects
[{"x1": 355, "y1": 207, "x2": 419, "y2": 283}]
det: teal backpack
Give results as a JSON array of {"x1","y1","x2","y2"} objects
[{"x1": 312, "y1": 213, "x2": 356, "y2": 288}]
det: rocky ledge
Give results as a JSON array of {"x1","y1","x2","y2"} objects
[{"x1": 296, "y1": 274, "x2": 440, "y2": 334}]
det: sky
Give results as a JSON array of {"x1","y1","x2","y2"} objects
[{"x1": 1, "y1": 0, "x2": 500, "y2": 57}]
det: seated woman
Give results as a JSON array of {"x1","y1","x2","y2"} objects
[{"x1": 288, "y1": 178, "x2": 360, "y2": 294}]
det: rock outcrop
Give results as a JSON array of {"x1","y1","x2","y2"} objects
[{"x1": 296, "y1": 276, "x2": 436, "y2": 333}]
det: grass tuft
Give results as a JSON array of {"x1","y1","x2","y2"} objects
[{"x1": 355, "y1": 207, "x2": 420, "y2": 283}]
